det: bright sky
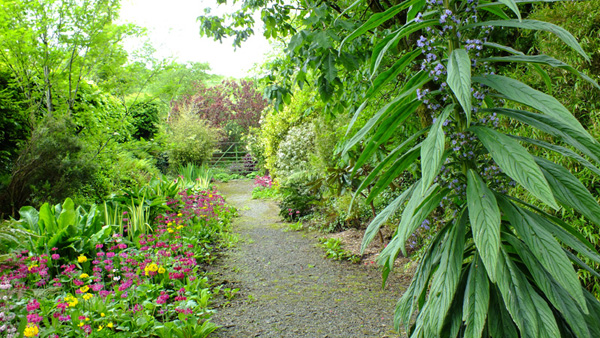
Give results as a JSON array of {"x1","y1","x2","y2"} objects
[{"x1": 119, "y1": 0, "x2": 272, "y2": 78}]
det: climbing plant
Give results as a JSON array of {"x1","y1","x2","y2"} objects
[{"x1": 345, "y1": 0, "x2": 600, "y2": 336}]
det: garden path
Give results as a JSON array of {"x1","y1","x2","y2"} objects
[{"x1": 210, "y1": 180, "x2": 410, "y2": 338}]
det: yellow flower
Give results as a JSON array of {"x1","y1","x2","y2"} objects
[
  {"x1": 23, "y1": 324, "x2": 39, "y2": 337},
  {"x1": 167, "y1": 228, "x2": 174, "y2": 233},
  {"x1": 28, "y1": 264, "x2": 38, "y2": 272},
  {"x1": 176, "y1": 225, "x2": 183, "y2": 230},
  {"x1": 158, "y1": 266, "x2": 166, "y2": 274},
  {"x1": 80, "y1": 273, "x2": 89, "y2": 278},
  {"x1": 78, "y1": 322, "x2": 84, "y2": 327},
  {"x1": 83, "y1": 293, "x2": 93, "y2": 300},
  {"x1": 97, "y1": 325, "x2": 104, "y2": 331},
  {"x1": 167, "y1": 222, "x2": 173, "y2": 226},
  {"x1": 101, "y1": 313, "x2": 105, "y2": 317},
  {"x1": 77, "y1": 254, "x2": 88, "y2": 263},
  {"x1": 209, "y1": 194, "x2": 213, "y2": 198},
  {"x1": 107, "y1": 322, "x2": 114, "y2": 328},
  {"x1": 80, "y1": 285, "x2": 90, "y2": 293},
  {"x1": 177, "y1": 213, "x2": 182, "y2": 217},
  {"x1": 65, "y1": 295, "x2": 78, "y2": 307}
]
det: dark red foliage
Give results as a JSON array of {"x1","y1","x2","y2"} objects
[{"x1": 171, "y1": 80, "x2": 268, "y2": 132}]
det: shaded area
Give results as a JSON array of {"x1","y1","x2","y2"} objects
[{"x1": 211, "y1": 180, "x2": 410, "y2": 338}]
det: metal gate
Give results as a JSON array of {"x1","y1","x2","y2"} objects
[{"x1": 209, "y1": 141, "x2": 249, "y2": 169}]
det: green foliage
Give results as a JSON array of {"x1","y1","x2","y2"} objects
[
  {"x1": 130, "y1": 100, "x2": 162, "y2": 140},
  {"x1": 168, "y1": 108, "x2": 220, "y2": 169},
  {"x1": 274, "y1": 123, "x2": 316, "y2": 177},
  {"x1": 318, "y1": 237, "x2": 360, "y2": 263},
  {"x1": 278, "y1": 172, "x2": 321, "y2": 221},
  {"x1": 251, "y1": 186, "x2": 279, "y2": 200}
]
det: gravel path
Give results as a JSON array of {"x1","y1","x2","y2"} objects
[{"x1": 210, "y1": 180, "x2": 410, "y2": 338}]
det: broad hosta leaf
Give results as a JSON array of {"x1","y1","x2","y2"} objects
[
  {"x1": 447, "y1": 49, "x2": 472, "y2": 124},
  {"x1": 396, "y1": 223, "x2": 448, "y2": 331},
  {"x1": 463, "y1": 20, "x2": 589, "y2": 61},
  {"x1": 535, "y1": 156, "x2": 600, "y2": 227},
  {"x1": 506, "y1": 233, "x2": 591, "y2": 338},
  {"x1": 18, "y1": 206, "x2": 39, "y2": 232},
  {"x1": 57, "y1": 198, "x2": 77, "y2": 230},
  {"x1": 493, "y1": 108, "x2": 600, "y2": 165},
  {"x1": 470, "y1": 126, "x2": 558, "y2": 209},
  {"x1": 340, "y1": 0, "x2": 421, "y2": 49},
  {"x1": 420, "y1": 105, "x2": 452, "y2": 194},
  {"x1": 499, "y1": 197, "x2": 587, "y2": 311},
  {"x1": 463, "y1": 255, "x2": 490, "y2": 338},
  {"x1": 420, "y1": 211, "x2": 466, "y2": 337},
  {"x1": 480, "y1": 54, "x2": 600, "y2": 90},
  {"x1": 473, "y1": 75, "x2": 589, "y2": 136},
  {"x1": 361, "y1": 184, "x2": 414, "y2": 254},
  {"x1": 467, "y1": 169, "x2": 501, "y2": 282},
  {"x1": 511, "y1": 136, "x2": 600, "y2": 177},
  {"x1": 38, "y1": 203, "x2": 55, "y2": 234}
]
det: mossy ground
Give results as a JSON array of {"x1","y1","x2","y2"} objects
[{"x1": 210, "y1": 180, "x2": 411, "y2": 337}]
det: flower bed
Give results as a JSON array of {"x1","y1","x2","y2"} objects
[{"x1": 0, "y1": 189, "x2": 235, "y2": 337}]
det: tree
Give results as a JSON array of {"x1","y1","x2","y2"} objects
[
  {"x1": 0, "y1": 0, "x2": 139, "y2": 117},
  {"x1": 200, "y1": 0, "x2": 600, "y2": 336}
]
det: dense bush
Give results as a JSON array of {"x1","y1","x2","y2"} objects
[
  {"x1": 129, "y1": 100, "x2": 163, "y2": 140},
  {"x1": 168, "y1": 107, "x2": 220, "y2": 169},
  {"x1": 278, "y1": 172, "x2": 321, "y2": 221},
  {"x1": 274, "y1": 123, "x2": 316, "y2": 177}
]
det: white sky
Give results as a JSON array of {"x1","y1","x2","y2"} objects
[{"x1": 119, "y1": 0, "x2": 272, "y2": 78}]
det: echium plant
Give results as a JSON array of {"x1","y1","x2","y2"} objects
[{"x1": 343, "y1": 0, "x2": 600, "y2": 337}]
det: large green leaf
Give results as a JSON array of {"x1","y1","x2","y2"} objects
[
  {"x1": 530, "y1": 290, "x2": 561, "y2": 338},
  {"x1": 462, "y1": 255, "x2": 490, "y2": 338},
  {"x1": 473, "y1": 75, "x2": 588, "y2": 136},
  {"x1": 343, "y1": 71, "x2": 428, "y2": 146},
  {"x1": 323, "y1": 52, "x2": 337, "y2": 83},
  {"x1": 495, "y1": 248, "x2": 540, "y2": 338},
  {"x1": 378, "y1": 182, "x2": 448, "y2": 270},
  {"x1": 479, "y1": 54, "x2": 600, "y2": 91},
  {"x1": 370, "y1": 19, "x2": 438, "y2": 76},
  {"x1": 38, "y1": 203, "x2": 55, "y2": 234},
  {"x1": 499, "y1": 198, "x2": 587, "y2": 311},
  {"x1": 487, "y1": 288, "x2": 518, "y2": 338},
  {"x1": 353, "y1": 99, "x2": 422, "y2": 174},
  {"x1": 470, "y1": 126, "x2": 557, "y2": 209},
  {"x1": 535, "y1": 156, "x2": 600, "y2": 227},
  {"x1": 583, "y1": 291, "x2": 600, "y2": 337},
  {"x1": 353, "y1": 129, "x2": 426, "y2": 204},
  {"x1": 361, "y1": 184, "x2": 414, "y2": 254},
  {"x1": 420, "y1": 211, "x2": 466, "y2": 337},
  {"x1": 18, "y1": 206, "x2": 39, "y2": 233},
  {"x1": 57, "y1": 198, "x2": 77, "y2": 230},
  {"x1": 463, "y1": 20, "x2": 589, "y2": 61},
  {"x1": 340, "y1": 0, "x2": 421, "y2": 49},
  {"x1": 504, "y1": 194, "x2": 600, "y2": 264},
  {"x1": 366, "y1": 146, "x2": 421, "y2": 204},
  {"x1": 396, "y1": 223, "x2": 448, "y2": 331},
  {"x1": 496, "y1": 0, "x2": 521, "y2": 20},
  {"x1": 420, "y1": 105, "x2": 452, "y2": 194},
  {"x1": 467, "y1": 169, "x2": 501, "y2": 282},
  {"x1": 511, "y1": 136, "x2": 600, "y2": 177},
  {"x1": 506, "y1": 233, "x2": 591, "y2": 338},
  {"x1": 447, "y1": 49, "x2": 472, "y2": 124},
  {"x1": 367, "y1": 49, "x2": 421, "y2": 97},
  {"x1": 493, "y1": 108, "x2": 600, "y2": 164}
]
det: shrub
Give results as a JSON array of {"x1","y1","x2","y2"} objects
[
  {"x1": 274, "y1": 123, "x2": 315, "y2": 178},
  {"x1": 129, "y1": 100, "x2": 162, "y2": 140},
  {"x1": 168, "y1": 106, "x2": 220, "y2": 169},
  {"x1": 278, "y1": 172, "x2": 321, "y2": 221}
]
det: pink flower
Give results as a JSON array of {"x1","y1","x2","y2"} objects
[
  {"x1": 51, "y1": 254, "x2": 60, "y2": 260},
  {"x1": 26, "y1": 299, "x2": 40, "y2": 312}
]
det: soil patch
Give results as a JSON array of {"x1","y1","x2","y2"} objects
[{"x1": 210, "y1": 180, "x2": 412, "y2": 338}]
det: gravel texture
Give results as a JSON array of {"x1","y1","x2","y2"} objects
[{"x1": 210, "y1": 180, "x2": 411, "y2": 338}]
